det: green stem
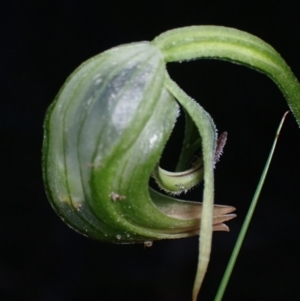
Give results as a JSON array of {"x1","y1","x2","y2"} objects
[{"x1": 152, "y1": 26, "x2": 300, "y2": 125}]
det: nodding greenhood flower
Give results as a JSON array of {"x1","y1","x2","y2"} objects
[{"x1": 43, "y1": 26, "x2": 300, "y2": 300}]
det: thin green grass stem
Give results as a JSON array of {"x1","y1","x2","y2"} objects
[{"x1": 214, "y1": 111, "x2": 289, "y2": 301}]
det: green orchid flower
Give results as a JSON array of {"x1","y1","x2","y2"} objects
[{"x1": 42, "y1": 26, "x2": 300, "y2": 300}]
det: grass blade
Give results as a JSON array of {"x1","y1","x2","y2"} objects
[{"x1": 214, "y1": 111, "x2": 289, "y2": 301}]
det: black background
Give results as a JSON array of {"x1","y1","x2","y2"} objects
[{"x1": 2, "y1": 1, "x2": 300, "y2": 301}]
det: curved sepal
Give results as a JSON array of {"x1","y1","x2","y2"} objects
[{"x1": 42, "y1": 42, "x2": 234, "y2": 245}]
